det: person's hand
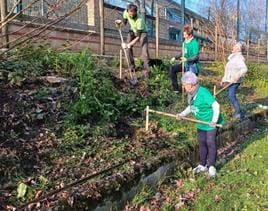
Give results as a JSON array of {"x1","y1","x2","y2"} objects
[
  {"x1": 180, "y1": 57, "x2": 187, "y2": 63},
  {"x1": 220, "y1": 78, "x2": 225, "y2": 86},
  {"x1": 209, "y1": 122, "x2": 217, "y2": 128},
  {"x1": 115, "y1": 19, "x2": 122, "y2": 27},
  {"x1": 121, "y1": 42, "x2": 130, "y2": 49},
  {"x1": 170, "y1": 57, "x2": 176, "y2": 65},
  {"x1": 176, "y1": 113, "x2": 184, "y2": 120}
]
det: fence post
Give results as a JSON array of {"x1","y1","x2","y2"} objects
[
  {"x1": 99, "y1": 0, "x2": 104, "y2": 55},
  {"x1": 267, "y1": 40, "x2": 268, "y2": 62},
  {"x1": 215, "y1": 25, "x2": 218, "y2": 61},
  {"x1": 246, "y1": 39, "x2": 249, "y2": 61},
  {"x1": 258, "y1": 39, "x2": 260, "y2": 63},
  {"x1": 155, "y1": 1, "x2": 159, "y2": 58},
  {"x1": 0, "y1": 0, "x2": 9, "y2": 48},
  {"x1": 87, "y1": 0, "x2": 95, "y2": 27},
  {"x1": 119, "y1": 49, "x2": 122, "y2": 79}
]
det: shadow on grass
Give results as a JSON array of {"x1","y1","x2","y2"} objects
[{"x1": 217, "y1": 120, "x2": 267, "y2": 170}]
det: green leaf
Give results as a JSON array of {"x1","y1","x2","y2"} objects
[
  {"x1": 39, "y1": 175, "x2": 48, "y2": 183},
  {"x1": 17, "y1": 182, "x2": 27, "y2": 198}
]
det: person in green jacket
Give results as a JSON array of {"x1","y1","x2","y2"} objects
[
  {"x1": 115, "y1": 4, "x2": 150, "y2": 78},
  {"x1": 170, "y1": 25, "x2": 200, "y2": 93},
  {"x1": 177, "y1": 72, "x2": 224, "y2": 178}
]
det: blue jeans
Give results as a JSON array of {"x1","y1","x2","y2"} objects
[
  {"x1": 169, "y1": 63, "x2": 198, "y2": 91},
  {"x1": 185, "y1": 63, "x2": 199, "y2": 75},
  {"x1": 227, "y1": 83, "x2": 242, "y2": 116}
]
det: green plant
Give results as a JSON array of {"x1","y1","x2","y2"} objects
[
  {"x1": 148, "y1": 66, "x2": 178, "y2": 108},
  {"x1": 66, "y1": 51, "x2": 115, "y2": 123},
  {"x1": 111, "y1": 56, "x2": 120, "y2": 67},
  {"x1": 132, "y1": 186, "x2": 154, "y2": 206},
  {"x1": 161, "y1": 203, "x2": 173, "y2": 211},
  {"x1": 59, "y1": 124, "x2": 88, "y2": 151},
  {"x1": 244, "y1": 63, "x2": 268, "y2": 98},
  {"x1": 135, "y1": 58, "x2": 143, "y2": 69},
  {"x1": 38, "y1": 175, "x2": 49, "y2": 189}
]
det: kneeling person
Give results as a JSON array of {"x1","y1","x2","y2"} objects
[{"x1": 170, "y1": 25, "x2": 200, "y2": 93}]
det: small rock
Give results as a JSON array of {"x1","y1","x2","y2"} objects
[{"x1": 42, "y1": 76, "x2": 67, "y2": 84}]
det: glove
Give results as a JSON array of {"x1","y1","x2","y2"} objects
[
  {"x1": 171, "y1": 57, "x2": 176, "y2": 62},
  {"x1": 170, "y1": 57, "x2": 176, "y2": 65},
  {"x1": 180, "y1": 57, "x2": 187, "y2": 63},
  {"x1": 115, "y1": 19, "x2": 122, "y2": 27},
  {"x1": 121, "y1": 42, "x2": 130, "y2": 49},
  {"x1": 209, "y1": 122, "x2": 217, "y2": 128},
  {"x1": 176, "y1": 113, "x2": 184, "y2": 120}
]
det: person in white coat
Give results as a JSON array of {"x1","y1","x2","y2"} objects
[{"x1": 221, "y1": 42, "x2": 248, "y2": 120}]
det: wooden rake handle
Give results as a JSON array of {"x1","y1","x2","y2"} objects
[
  {"x1": 145, "y1": 106, "x2": 223, "y2": 131},
  {"x1": 214, "y1": 83, "x2": 232, "y2": 96}
]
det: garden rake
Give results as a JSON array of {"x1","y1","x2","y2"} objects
[
  {"x1": 213, "y1": 83, "x2": 232, "y2": 97},
  {"x1": 181, "y1": 42, "x2": 185, "y2": 102},
  {"x1": 145, "y1": 106, "x2": 223, "y2": 131},
  {"x1": 117, "y1": 26, "x2": 138, "y2": 85}
]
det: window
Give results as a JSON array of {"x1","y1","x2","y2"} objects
[
  {"x1": 167, "y1": 8, "x2": 182, "y2": 23},
  {"x1": 16, "y1": 0, "x2": 23, "y2": 13},
  {"x1": 146, "y1": 19, "x2": 155, "y2": 37},
  {"x1": 169, "y1": 27, "x2": 181, "y2": 41},
  {"x1": 104, "y1": 0, "x2": 133, "y2": 8}
]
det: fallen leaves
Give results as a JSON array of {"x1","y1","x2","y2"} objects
[
  {"x1": 175, "y1": 179, "x2": 184, "y2": 190},
  {"x1": 35, "y1": 190, "x2": 43, "y2": 199},
  {"x1": 140, "y1": 206, "x2": 151, "y2": 211},
  {"x1": 214, "y1": 194, "x2": 221, "y2": 202}
]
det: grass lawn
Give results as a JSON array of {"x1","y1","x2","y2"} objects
[
  {"x1": 125, "y1": 126, "x2": 268, "y2": 210},
  {"x1": 193, "y1": 131, "x2": 268, "y2": 210}
]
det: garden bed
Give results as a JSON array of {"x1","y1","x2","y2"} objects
[{"x1": 0, "y1": 47, "x2": 267, "y2": 210}]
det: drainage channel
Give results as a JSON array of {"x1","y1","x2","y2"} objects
[
  {"x1": 91, "y1": 110, "x2": 268, "y2": 211},
  {"x1": 25, "y1": 109, "x2": 266, "y2": 210}
]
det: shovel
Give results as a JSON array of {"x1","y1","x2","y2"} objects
[{"x1": 117, "y1": 27, "x2": 138, "y2": 85}]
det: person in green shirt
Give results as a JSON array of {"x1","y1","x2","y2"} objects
[
  {"x1": 177, "y1": 72, "x2": 224, "y2": 178},
  {"x1": 115, "y1": 4, "x2": 150, "y2": 78},
  {"x1": 169, "y1": 25, "x2": 200, "y2": 93}
]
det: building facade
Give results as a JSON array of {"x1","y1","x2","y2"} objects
[{"x1": 4, "y1": 0, "x2": 214, "y2": 60}]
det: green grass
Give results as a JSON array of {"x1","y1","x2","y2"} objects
[
  {"x1": 125, "y1": 128, "x2": 268, "y2": 210},
  {"x1": 193, "y1": 132, "x2": 268, "y2": 210},
  {"x1": 2, "y1": 46, "x2": 268, "y2": 208},
  {"x1": 132, "y1": 186, "x2": 154, "y2": 206}
]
